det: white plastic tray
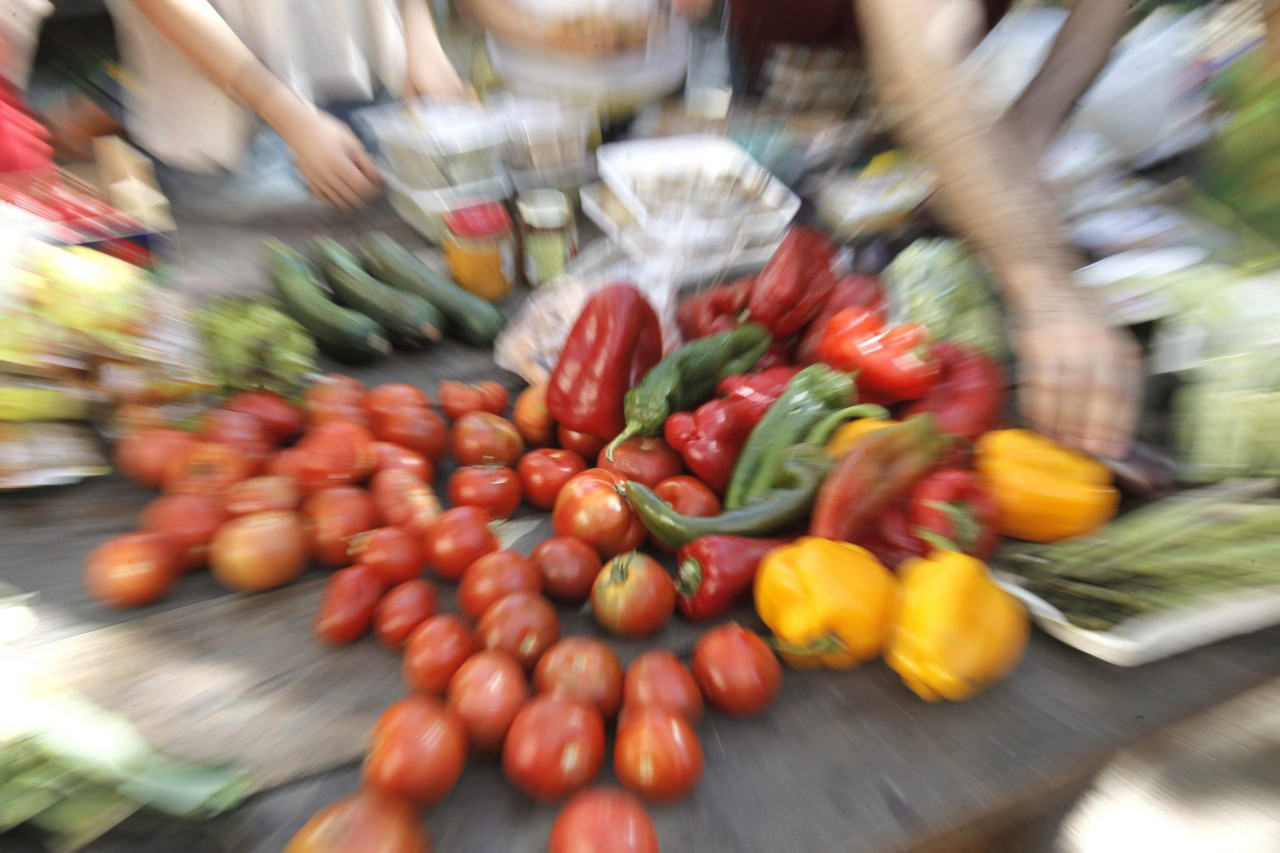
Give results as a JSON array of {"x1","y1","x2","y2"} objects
[
  {"x1": 996, "y1": 573, "x2": 1280, "y2": 667},
  {"x1": 596, "y1": 135, "x2": 800, "y2": 248}
]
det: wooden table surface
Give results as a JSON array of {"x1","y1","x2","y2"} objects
[{"x1": 4, "y1": 209, "x2": 1279, "y2": 853}]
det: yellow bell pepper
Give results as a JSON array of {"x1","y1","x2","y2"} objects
[
  {"x1": 976, "y1": 429, "x2": 1119, "y2": 543},
  {"x1": 887, "y1": 550, "x2": 1028, "y2": 702},
  {"x1": 754, "y1": 537, "x2": 899, "y2": 670},
  {"x1": 825, "y1": 417, "x2": 897, "y2": 459}
]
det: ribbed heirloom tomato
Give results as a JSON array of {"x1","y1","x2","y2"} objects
[
  {"x1": 548, "y1": 788, "x2": 658, "y2": 853},
  {"x1": 614, "y1": 705, "x2": 704, "y2": 803},
  {"x1": 503, "y1": 694, "x2": 605, "y2": 801},
  {"x1": 477, "y1": 592, "x2": 559, "y2": 671},
  {"x1": 438, "y1": 380, "x2": 508, "y2": 421},
  {"x1": 404, "y1": 614, "x2": 476, "y2": 694},
  {"x1": 209, "y1": 511, "x2": 307, "y2": 592},
  {"x1": 622, "y1": 650, "x2": 703, "y2": 723},
  {"x1": 303, "y1": 487, "x2": 379, "y2": 567},
  {"x1": 349, "y1": 526, "x2": 421, "y2": 586},
  {"x1": 457, "y1": 550, "x2": 541, "y2": 620},
  {"x1": 513, "y1": 385, "x2": 553, "y2": 447},
  {"x1": 314, "y1": 565, "x2": 383, "y2": 646},
  {"x1": 448, "y1": 465, "x2": 521, "y2": 520},
  {"x1": 114, "y1": 427, "x2": 195, "y2": 488},
  {"x1": 362, "y1": 696, "x2": 467, "y2": 808},
  {"x1": 597, "y1": 436, "x2": 683, "y2": 488},
  {"x1": 138, "y1": 493, "x2": 227, "y2": 571},
  {"x1": 422, "y1": 506, "x2": 497, "y2": 581},
  {"x1": 373, "y1": 579, "x2": 438, "y2": 649},
  {"x1": 284, "y1": 792, "x2": 430, "y2": 853},
  {"x1": 452, "y1": 412, "x2": 524, "y2": 467},
  {"x1": 83, "y1": 532, "x2": 178, "y2": 608},
  {"x1": 530, "y1": 537, "x2": 601, "y2": 603},
  {"x1": 552, "y1": 469, "x2": 646, "y2": 559},
  {"x1": 691, "y1": 624, "x2": 783, "y2": 717},
  {"x1": 591, "y1": 553, "x2": 676, "y2": 637},
  {"x1": 534, "y1": 637, "x2": 623, "y2": 718},
  {"x1": 518, "y1": 449, "x2": 586, "y2": 511},
  {"x1": 447, "y1": 649, "x2": 529, "y2": 754}
]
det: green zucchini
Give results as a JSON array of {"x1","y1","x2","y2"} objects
[
  {"x1": 311, "y1": 237, "x2": 445, "y2": 350},
  {"x1": 263, "y1": 239, "x2": 391, "y2": 364},
  {"x1": 359, "y1": 231, "x2": 506, "y2": 346}
]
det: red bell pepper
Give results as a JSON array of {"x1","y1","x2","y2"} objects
[
  {"x1": 676, "y1": 534, "x2": 794, "y2": 621},
  {"x1": 715, "y1": 366, "x2": 800, "y2": 423},
  {"x1": 747, "y1": 225, "x2": 840, "y2": 337},
  {"x1": 856, "y1": 467, "x2": 999, "y2": 567},
  {"x1": 676, "y1": 277, "x2": 753, "y2": 340},
  {"x1": 749, "y1": 339, "x2": 793, "y2": 372},
  {"x1": 815, "y1": 308, "x2": 940, "y2": 403},
  {"x1": 548, "y1": 284, "x2": 663, "y2": 440},
  {"x1": 900, "y1": 341, "x2": 1005, "y2": 441},
  {"x1": 796, "y1": 274, "x2": 885, "y2": 364}
]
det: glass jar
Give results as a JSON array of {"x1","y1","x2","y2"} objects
[
  {"x1": 442, "y1": 201, "x2": 515, "y2": 302},
  {"x1": 516, "y1": 190, "x2": 577, "y2": 287}
]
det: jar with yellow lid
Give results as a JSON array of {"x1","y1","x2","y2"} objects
[{"x1": 442, "y1": 201, "x2": 515, "y2": 302}]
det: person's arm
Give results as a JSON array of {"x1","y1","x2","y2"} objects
[
  {"x1": 1005, "y1": 0, "x2": 1131, "y2": 152},
  {"x1": 131, "y1": 0, "x2": 380, "y2": 208},
  {"x1": 858, "y1": 0, "x2": 1140, "y2": 458},
  {"x1": 401, "y1": 0, "x2": 469, "y2": 98},
  {"x1": 455, "y1": 0, "x2": 629, "y2": 58}
]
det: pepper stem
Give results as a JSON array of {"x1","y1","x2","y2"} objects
[
  {"x1": 676, "y1": 558, "x2": 703, "y2": 597},
  {"x1": 769, "y1": 633, "x2": 848, "y2": 657},
  {"x1": 610, "y1": 552, "x2": 633, "y2": 584},
  {"x1": 603, "y1": 425, "x2": 640, "y2": 461},
  {"x1": 804, "y1": 404, "x2": 891, "y2": 446}
]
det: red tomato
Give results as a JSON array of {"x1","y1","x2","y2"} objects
[
  {"x1": 372, "y1": 405, "x2": 447, "y2": 464},
  {"x1": 226, "y1": 391, "x2": 305, "y2": 444},
  {"x1": 297, "y1": 422, "x2": 376, "y2": 492},
  {"x1": 198, "y1": 409, "x2": 273, "y2": 466},
  {"x1": 209, "y1": 511, "x2": 307, "y2": 592},
  {"x1": 448, "y1": 466, "x2": 521, "y2": 520},
  {"x1": 306, "y1": 375, "x2": 367, "y2": 428},
  {"x1": 374, "y1": 579, "x2": 438, "y2": 649},
  {"x1": 534, "y1": 637, "x2": 622, "y2": 718},
  {"x1": 303, "y1": 487, "x2": 379, "y2": 567},
  {"x1": 517, "y1": 449, "x2": 586, "y2": 511},
  {"x1": 225, "y1": 476, "x2": 301, "y2": 516},
  {"x1": 114, "y1": 428, "x2": 195, "y2": 488},
  {"x1": 530, "y1": 537, "x2": 601, "y2": 603},
  {"x1": 438, "y1": 380, "x2": 509, "y2": 421},
  {"x1": 590, "y1": 553, "x2": 675, "y2": 637},
  {"x1": 513, "y1": 385, "x2": 553, "y2": 447},
  {"x1": 614, "y1": 706, "x2": 703, "y2": 803},
  {"x1": 349, "y1": 526, "x2": 421, "y2": 586},
  {"x1": 371, "y1": 469, "x2": 442, "y2": 541},
  {"x1": 164, "y1": 442, "x2": 252, "y2": 498},
  {"x1": 446, "y1": 649, "x2": 529, "y2": 754},
  {"x1": 83, "y1": 532, "x2": 178, "y2": 608},
  {"x1": 476, "y1": 592, "x2": 560, "y2": 671},
  {"x1": 503, "y1": 694, "x2": 605, "y2": 801},
  {"x1": 266, "y1": 447, "x2": 306, "y2": 479},
  {"x1": 404, "y1": 614, "x2": 476, "y2": 694},
  {"x1": 457, "y1": 550, "x2": 541, "y2": 620},
  {"x1": 372, "y1": 443, "x2": 432, "y2": 481},
  {"x1": 362, "y1": 383, "x2": 429, "y2": 422},
  {"x1": 649, "y1": 475, "x2": 721, "y2": 553},
  {"x1": 314, "y1": 564, "x2": 384, "y2": 645},
  {"x1": 598, "y1": 436, "x2": 683, "y2": 488},
  {"x1": 552, "y1": 470, "x2": 646, "y2": 559},
  {"x1": 557, "y1": 426, "x2": 606, "y2": 461},
  {"x1": 138, "y1": 493, "x2": 228, "y2": 571},
  {"x1": 363, "y1": 696, "x2": 467, "y2": 808},
  {"x1": 691, "y1": 624, "x2": 782, "y2": 717},
  {"x1": 548, "y1": 788, "x2": 659, "y2": 853},
  {"x1": 422, "y1": 506, "x2": 497, "y2": 581},
  {"x1": 622, "y1": 651, "x2": 703, "y2": 723},
  {"x1": 284, "y1": 792, "x2": 430, "y2": 853},
  {"x1": 451, "y1": 412, "x2": 524, "y2": 467}
]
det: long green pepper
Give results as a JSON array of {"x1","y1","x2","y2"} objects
[{"x1": 605, "y1": 323, "x2": 772, "y2": 457}]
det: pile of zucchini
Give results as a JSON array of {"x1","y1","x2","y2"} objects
[{"x1": 265, "y1": 233, "x2": 505, "y2": 364}]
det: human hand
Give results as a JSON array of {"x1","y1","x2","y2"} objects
[
  {"x1": 279, "y1": 110, "x2": 382, "y2": 209},
  {"x1": 405, "y1": 54, "x2": 472, "y2": 101},
  {"x1": 1009, "y1": 279, "x2": 1142, "y2": 459}
]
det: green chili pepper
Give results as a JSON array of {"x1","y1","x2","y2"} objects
[
  {"x1": 605, "y1": 323, "x2": 772, "y2": 458},
  {"x1": 624, "y1": 446, "x2": 832, "y2": 548},
  {"x1": 724, "y1": 364, "x2": 854, "y2": 509}
]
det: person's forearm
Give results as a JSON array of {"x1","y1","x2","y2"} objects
[
  {"x1": 402, "y1": 0, "x2": 452, "y2": 68},
  {"x1": 858, "y1": 0, "x2": 1085, "y2": 311},
  {"x1": 456, "y1": 0, "x2": 551, "y2": 49},
  {"x1": 1007, "y1": 0, "x2": 1130, "y2": 148},
  {"x1": 131, "y1": 0, "x2": 310, "y2": 135}
]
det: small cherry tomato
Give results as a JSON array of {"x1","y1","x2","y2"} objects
[
  {"x1": 557, "y1": 426, "x2": 606, "y2": 461},
  {"x1": 552, "y1": 469, "x2": 646, "y2": 559},
  {"x1": 449, "y1": 465, "x2": 521, "y2": 520},
  {"x1": 598, "y1": 436, "x2": 683, "y2": 488},
  {"x1": 438, "y1": 380, "x2": 509, "y2": 421},
  {"x1": 548, "y1": 788, "x2": 658, "y2": 853},
  {"x1": 284, "y1": 791, "x2": 430, "y2": 853},
  {"x1": 314, "y1": 564, "x2": 384, "y2": 645},
  {"x1": 513, "y1": 385, "x2": 553, "y2": 447},
  {"x1": 534, "y1": 637, "x2": 622, "y2": 719},
  {"x1": 452, "y1": 412, "x2": 524, "y2": 467},
  {"x1": 591, "y1": 553, "x2": 675, "y2": 638},
  {"x1": 614, "y1": 705, "x2": 703, "y2": 803},
  {"x1": 447, "y1": 649, "x2": 529, "y2": 754},
  {"x1": 164, "y1": 442, "x2": 252, "y2": 498},
  {"x1": 530, "y1": 537, "x2": 601, "y2": 603},
  {"x1": 209, "y1": 511, "x2": 308, "y2": 592},
  {"x1": 622, "y1": 650, "x2": 703, "y2": 723},
  {"x1": 422, "y1": 506, "x2": 497, "y2": 581},
  {"x1": 371, "y1": 469, "x2": 442, "y2": 541},
  {"x1": 226, "y1": 390, "x2": 305, "y2": 444},
  {"x1": 477, "y1": 592, "x2": 560, "y2": 671},
  {"x1": 303, "y1": 486, "x2": 379, "y2": 567},
  {"x1": 349, "y1": 526, "x2": 421, "y2": 586},
  {"x1": 372, "y1": 442, "x2": 432, "y2": 481},
  {"x1": 225, "y1": 475, "x2": 301, "y2": 516},
  {"x1": 362, "y1": 696, "x2": 467, "y2": 808},
  {"x1": 371, "y1": 405, "x2": 447, "y2": 464},
  {"x1": 374, "y1": 579, "x2": 438, "y2": 649},
  {"x1": 362, "y1": 383, "x2": 429, "y2": 422},
  {"x1": 518, "y1": 449, "x2": 586, "y2": 511},
  {"x1": 83, "y1": 532, "x2": 178, "y2": 609},
  {"x1": 404, "y1": 614, "x2": 476, "y2": 695},
  {"x1": 691, "y1": 624, "x2": 782, "y2": 717},
  {"x1": 114, "y1": 428, "x2": 195, "y2": 488},
  {"x1": 458, "y1": 550, "x2": 542, "y2": 620},
  {"x1": 503, "y1": 694, "x2": 605, "y2": 802},
  {"x1": 138, "y1": 493, "x2": 228, "y2": 571}
]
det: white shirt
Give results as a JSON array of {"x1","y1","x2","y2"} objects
[{"x1": 109, "y1": 0, "x2": 408, "y2": 172}]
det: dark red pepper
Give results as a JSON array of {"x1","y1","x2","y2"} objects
[
  {"x1": 796, "y1": 274, "x2": 885, "y2": 365},
  {"x1": 676, "y1": 534, "x2": 794, "y2": 621},
  {"x1": 715, "y1": 367, "x2": 801, "y2": 423},
  {"x1": 749, "y1": 339, "x2": 794, "y2": 372},
  {"x1": 676, "y1": 277, "x2": 753, "y2": 340},
  {"x1": 900, "y1": 341, "x2": 1006, "y2": 441},
  {"x1": 857, "y1": 467, "x2": 999, "y2": 567},
  {"x1": 747, "y1": 225, "x2": 840, "y2": 337},
  {"x1": 814, "y1": 308, "x2": 941, "y2": 403},
  {"x1": 548, "y1": 284, "x2": 663, "y2": 440}
]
